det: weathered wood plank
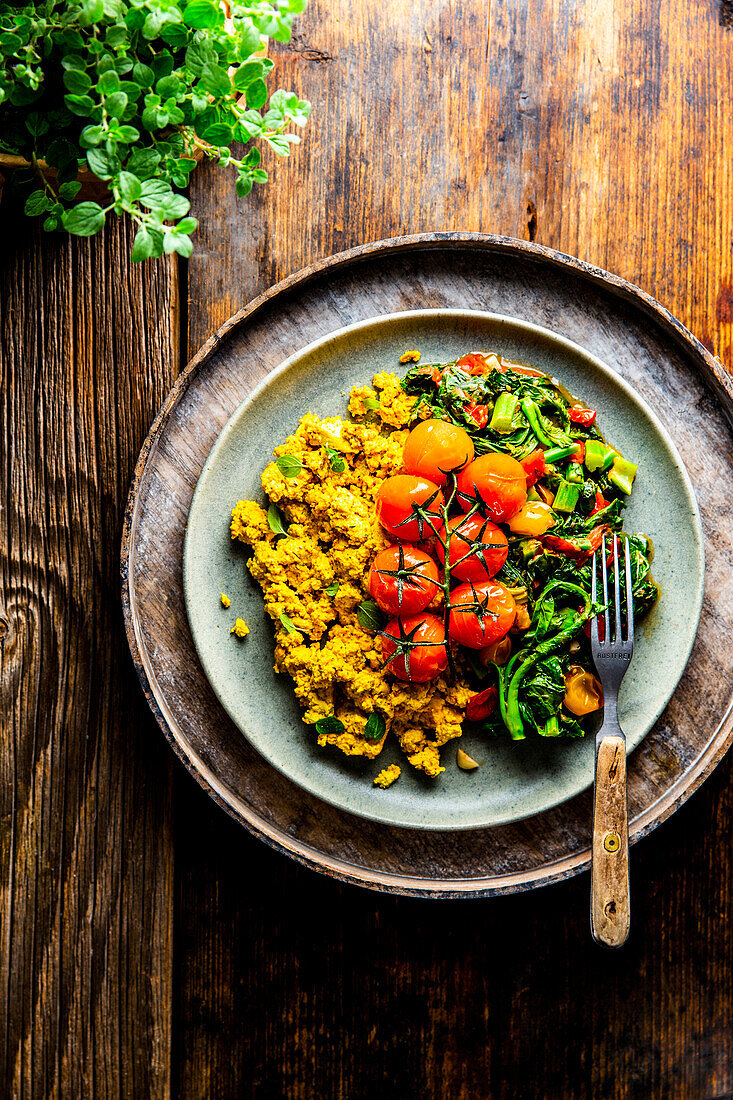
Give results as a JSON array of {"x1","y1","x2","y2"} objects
[
  {"x1": 0, "y1": 216, "x2": 177, "y2": 1099},
  {"x1": 188, "y1": 0, "x2": 733, "y2": 370},
  {"x1": 171, "y1": 757, "x2": 732, "y2": 1100},
  {"x1": 177, "y1": 0, "x2": 733, "y2": 1096}
]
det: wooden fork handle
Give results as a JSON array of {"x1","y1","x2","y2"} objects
[{"x1": 591, "y1": 735, "x2": 630, "y2": 947}]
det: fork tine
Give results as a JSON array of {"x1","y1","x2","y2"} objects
[
  {"x1": 601, "y1": 536, "x2": 610, "y2": 644},
  {"x1": 624, "y1": 536, "x2": 634, "y2": 644},
  {"x1": 612, "y1": 534, "x2": 622, "y2": 644},
  {"x1": 590, "y1": 550, "x2": 600, "y2": 646}
]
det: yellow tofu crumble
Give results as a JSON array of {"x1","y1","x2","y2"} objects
[
  {"x1": 398, "y1": 349, "x2": 421, "y2": 364},
  {"x1": 230, "y1": 372, "x2": 474, "y2": 778},
  {"x1": 230, "y1": 618, "x2": 249, "y2": 638},
  {"x1": 221, "y1": 592, "x2": 231, "y2": 608},
  {"x1": 374, "y1": 764, "x2": 401, "y2": 789}
]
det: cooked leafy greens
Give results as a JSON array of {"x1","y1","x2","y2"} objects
[{"x1": 400, "y1": 351, "x2": 658, "y2": 741}]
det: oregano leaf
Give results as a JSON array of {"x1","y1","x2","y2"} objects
[
  {"x1": 276, "y1": 454, "x2": 303, "y2": 479},
  {"x1": 279, "y1": 612, "x2": 296, "y2": 634},
  {"x1": 364, "y1": 713, "x2": 387, "y2": 742},
  {"x1": 357, "y1": 600, "x2": 384, "y2": 632},
  {"x1": 267, "y1": 503, "x2": 287, "y2": 537},
  {"x1": 315, "y1": 715, "x2": 345, "y2": 736},
  {"x1": 62, "y1": 202, "x2": 106, "y2": 236}
]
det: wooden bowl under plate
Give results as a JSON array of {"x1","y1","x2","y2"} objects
[{"x1": 120, "y1": 233, "x2": 733, "y2": 897}]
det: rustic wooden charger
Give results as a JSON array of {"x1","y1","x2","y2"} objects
[{"x1": 121, "y1": 233, "x2": 733, "y2": 898}]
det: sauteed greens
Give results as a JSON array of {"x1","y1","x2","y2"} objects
[{"x1": 398, "y1": 351, "x2": 658, "y2": 740}]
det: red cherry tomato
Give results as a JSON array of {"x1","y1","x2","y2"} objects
[
  {"x1": 380, "y1": 613, "x2": 449, "y2": 682},
  {"x1": 456, "y1": 353, "x2": 489, "y2": 375},
  {"x1": 375, "y1": 475, "x2": 445, "y2": 541},
  {"x1": 568, "y1": 405, "x2": 597, "y2": 426},
  {"x1": 588, "y1": 525, "x2": 608, "y2": 553},
  {"x1": 466, "y1": 686, "x2": 498, "y2": 722},
  {"x1": 416, "y1": 365, "x2": 443, "y2": 386},
  {"x1": 519, "y1": 449, "x2": 546, "y2": 487},
  {"x1": 402, "y1": 419, "x2": 474, "y2": 485},
  {"x1": 368, "y1": 545, "x2": 440, "y2": 616},
  {"x1": 543, "y1": 524, "x2": 608, "y2": 561},
  {"x1": 589, "y1": 490, "x2": 609, "y2": 516},
  {"x1": 448, "y1": 581, "x2": 517, "y2": 649},
  {"x1": 456, "y1": 453, "x2": 527, "y2": 521},
  {"x1": 436, "y1": 514, "x2": 508, "y2": 582},
  {"x1": 465, "y1": 402, "x2": 489, "y2": 429},
  {"x1": 571, "y1": 440, "x2": 585, "y2": 463}
]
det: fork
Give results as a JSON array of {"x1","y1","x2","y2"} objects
[{"x1": 589, "y1": 534, "x2": 634, "y2": 948}]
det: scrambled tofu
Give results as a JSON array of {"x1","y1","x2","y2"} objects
[
  {"x1": 374, "y1": 764, "x2": 401, "y2": 788},
  {"x1": 230, "y1": 617, "x2": 249, "y2": 638},
  {"x1": 230, "y1": 373, "x2": 473, "y2": 778}
]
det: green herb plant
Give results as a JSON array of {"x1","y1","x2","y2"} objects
[{"x1": 0, "y1": 0, "x2": 310, "y2": 259}]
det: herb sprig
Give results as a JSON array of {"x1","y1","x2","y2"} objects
[{"x1": 0, "y1": 0, "x2": 310, "y2": 260}]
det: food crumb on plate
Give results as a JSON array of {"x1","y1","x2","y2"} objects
[
  {"x1": 374, "y1": 764, "x2": 401, "y2": 788},
  {"x1": 220, "y1": 592, "x2": 231, "y2": 608},
  {"x1": 399, "y1": 349, "x2": 421, "y2": 364},
  {"x1": 230, "y1": 618, "x2": 249, "y2": 638}
]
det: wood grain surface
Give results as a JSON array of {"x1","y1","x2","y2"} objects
[
  {"x1": 0, "y1": 221, "x2": 177, "y2": 1097},
  {"x1": 2, "y1": 0, "x2": 733, "y2": 1097},
  {"x1": 591, "y1": 736, "x2": 630, "y2": 948}
]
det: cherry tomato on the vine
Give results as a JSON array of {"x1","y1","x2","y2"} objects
[
  {"x1": 375, "y1": 475, "x2": 445, "y2": 541},
  {"x1": 401, "y1": 419, "x2": 474, "y2": 485},
  {"x1": 368, "y1": 545, "x2": 440, "y2": 616},
  {"x1": 456, "y1": 453, "x2": 527, "y2": 522},
  {"x1": 436, "y1": 513, "x2": 508, "y2": 582},
  {"x1": 448, "y1": 581, "x2": 517, "y2": 649},
  {"x1": 380, "y1": 613, "x2": 449, "y2": 683}
]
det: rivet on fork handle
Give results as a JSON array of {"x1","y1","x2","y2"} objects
[{"x1": 591, "y1": 734, "x2": 630, "y2": 947}]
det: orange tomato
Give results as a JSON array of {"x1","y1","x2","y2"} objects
[
  {"x1": 507, "y1": 500, "x2": 555, "y2": 537},
  {"x1": 401, "y1": 419, "x2": 474, "y2": 485},
  {"x1": 563, "y1": 666, "x2": 603, "y2": 716}
]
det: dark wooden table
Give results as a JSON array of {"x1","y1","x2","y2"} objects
[{"x1": 2, "y1": 2, "x2": 733, "y2": 1096}]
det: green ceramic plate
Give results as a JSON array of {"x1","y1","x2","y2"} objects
[{"x1": 183, "y1": 310, "x2": 704, "y2": 830}]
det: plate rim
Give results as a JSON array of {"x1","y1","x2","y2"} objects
[
  {"x1": 121, "y1": 231, "x2": 733, "y2": 897},
  {"x1": 182, "y1": 306, "x2": 705, "y2": 831}
]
